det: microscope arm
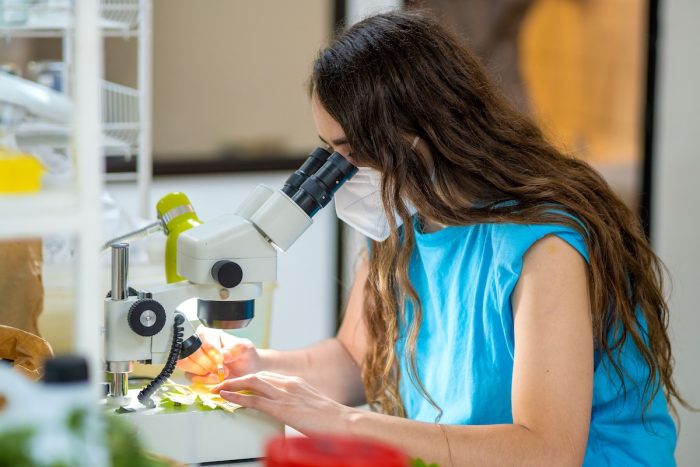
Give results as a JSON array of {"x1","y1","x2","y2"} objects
[{"x1": 105, "y1": 281, "x2": 263, "y2": 365}]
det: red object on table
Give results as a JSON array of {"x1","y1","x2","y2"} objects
[{"x1": 265, "y1": 434, "x2": 409, "y2": 467}]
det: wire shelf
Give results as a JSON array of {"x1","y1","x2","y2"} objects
[
  {"x1": 102, "y1": 80, "x2": 140, "y2": 150},
  {"x1": 100, "y1": 0, "x2": 140, "y2": 31},
  {"x1": 0, "y1": 0, "x2": 140, "y2": 36},
  {"x1": 13, "y1": 80, "x2": 139, "y2": 157}
]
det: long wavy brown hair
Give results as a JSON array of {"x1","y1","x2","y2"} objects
[{"x1": 310, "y1": 11, "x2": 684, "y2": 418}]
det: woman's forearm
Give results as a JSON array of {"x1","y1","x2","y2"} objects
[
  {"x1": 346, "y1": 410, "x2": 581, "y2": 467},
  {"x1": 258, "y1": 338, "x2": 366, "y2": 406}
]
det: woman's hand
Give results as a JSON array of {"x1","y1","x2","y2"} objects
[
  {"x1": 211, "y1": 371, "x2": 356, "y2": 435},
  {"x1": 176, "y1": 327, "x2": 262, "y2": 384}
]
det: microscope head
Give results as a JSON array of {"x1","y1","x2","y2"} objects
[{"x1": 173, "y1": 147, "x2": 357, "y2": 330}]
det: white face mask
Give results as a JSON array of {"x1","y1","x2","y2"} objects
[{"x1": 334, "y1": 167, "x2": 417, "y2": 242}]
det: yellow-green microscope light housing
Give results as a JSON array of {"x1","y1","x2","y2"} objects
[{"x1": 156, "y1": 192, "x2": 202, "y2": 283}]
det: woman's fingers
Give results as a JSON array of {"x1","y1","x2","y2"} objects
[
  {"x1": 253, "y1": 371, "x2": 307, "y2": 391},
  {"x1": 251, "y1": 371, "x2": 287, "y2": 382},
  {"x1": 177, "y1": 330, "x2": 224, "y2": 375},
  {"x1": 215, "y1": 374, "x2": 347, "y2": 436},
  {"x1": 220, "y1": 390, "x2": 274, "y2": 413},
  {"x1": 222, "y1": 343, "x2": 246, "y2": 363},
  {"x1": 198, "y1": 336, "x2": 223, "y2": 367},
  {"x1": 188, "y1": 372, "x2": 223, "y2": 384},
  {"x1": 211, "y1": 373, "x2": 282, "y2": 399},
  {"x1": 177, "y1": 356, "x2": 211, "y2": 376}
]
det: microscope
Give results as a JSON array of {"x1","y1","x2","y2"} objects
[{"x1": 103, "y1": 148, "x2": 356, "y2": 463}]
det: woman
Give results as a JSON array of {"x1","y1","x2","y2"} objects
[{"x1": 179, "y1": 11, "x2": 681, "y2": 466}]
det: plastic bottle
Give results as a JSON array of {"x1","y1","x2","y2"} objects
[{"x1": 0, "y1": 356, "x2": 109, "y2": 466}]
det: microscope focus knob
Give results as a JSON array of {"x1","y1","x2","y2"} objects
[
  {"x1": 211, "y1": 260, "x2": 243, "y2": 288},
  {"x1": 128, "y1": 299, "x2": 167, "y2": 337}
]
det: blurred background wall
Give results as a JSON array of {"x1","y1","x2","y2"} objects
[{"x1": 147, "y1": 0, "x2": 330, "y2": 160}]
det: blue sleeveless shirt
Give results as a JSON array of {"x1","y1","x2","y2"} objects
[{"x1": 396, "y1": 220, "x2": 677, "y2": 466}]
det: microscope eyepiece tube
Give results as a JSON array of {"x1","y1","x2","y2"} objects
[
  {"x1": 281, "y1": 147, "x2": 332, "y2": 198},
  {"x1": 110, "y1": 243, "x2": 129, "y2": 301},
  {"x1": 291, "y1": 152, "x2": 358, "y2": 217}
]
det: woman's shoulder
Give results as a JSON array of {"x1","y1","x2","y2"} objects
[{"x1": 485, "y1": 220, "x2": 589, "y2": 264}]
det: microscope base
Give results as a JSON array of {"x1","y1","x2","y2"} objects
[{"x1": 114, "y1": 390, "x2": 283, "y2": 464}]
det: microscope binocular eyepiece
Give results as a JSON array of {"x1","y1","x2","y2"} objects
[
  {"x1": 281, "y1": 147, "x2": 332, "y2": 198},
  {"x1": 290, "y1": 150, "x2": 358, "y2": 217}
]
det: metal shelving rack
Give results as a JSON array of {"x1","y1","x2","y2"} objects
[
  {"x1": 1, "y1": 0, "x2": 153, "y2": 218},
  {"x1": 0, "y1": 0, "x2": 152, "y2": 392}
]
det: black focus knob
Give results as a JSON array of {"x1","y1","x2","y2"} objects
[
  {"x1": 128, "y1": 299, "x2": 167, "y2": 337},
  {"x1": 211, "y1": 260, "x2": 243, "y2": 288}
]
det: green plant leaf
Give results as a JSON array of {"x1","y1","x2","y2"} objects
[{"x1": 66, "y1": 407, "x2": 88, "y2": 434}]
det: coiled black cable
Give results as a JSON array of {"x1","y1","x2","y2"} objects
[{"x1": 137, "y1": 313, "x2": 185, "y2": 408}]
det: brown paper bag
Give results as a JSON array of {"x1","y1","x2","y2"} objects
[
  {"x1": 0, "y1": 325, "x2": 53, "y2": 380},
  {"x1": 0, "y1": 239, "x2": 44, "y2": 336}
]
